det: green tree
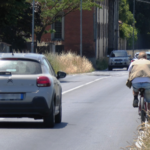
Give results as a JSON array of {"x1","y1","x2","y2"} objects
[
  {"x1": 0, "y1": 0, "x2": 27, "y2": 28},
  {"x1": 0, "y1": 2, "x2": 42, "y2": 51},
  {"x1": 26, "y1": 0, "x2": 101, "y2": 42},
  {"x1": 119, "y1": 0, "x2": 138, "y2": 47},
  {"x1": 128, "y1": 0, "x2": 150, "y2": 34}
]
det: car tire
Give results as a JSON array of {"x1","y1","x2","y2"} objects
[
  {"x1": 108, "y1": 66, "x2": 112, "y2": 71},
  {"x1": 43, "y1": 100, "x2": 55, "y2": 128},
  {"x1": 55, "y1": 103, "x2": 62, "y2": 123}
]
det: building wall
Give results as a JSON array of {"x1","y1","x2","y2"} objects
[
  {"x1": 64, "y1": 9, "x2": 95, "y2": 57},
  {"x1": 96, "y1": 0, "x2": 109, "y2": 58},
  {"x1": 39, "y1": 0, "x2": 119, "y2": 59},
  {"x1": 118, "y1": 38, "x2": 127, "y2": 50},
  {"x1": 40, "y1": 9, "x2": 95, "y2": 57}
]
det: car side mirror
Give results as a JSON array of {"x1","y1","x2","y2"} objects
[{"x1": 57, "y1": 71, "x2": 66, "y2": 79}]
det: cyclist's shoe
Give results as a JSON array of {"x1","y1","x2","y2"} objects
[{"x1": 133, "y1": 97, "x2": 138, "y2": 107}]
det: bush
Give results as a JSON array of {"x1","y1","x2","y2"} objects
[
  {"x1": 96, "y1": 57, "x2": 108, "y2": 70},
  {"x1": 45, "y1": 52, "x2": 94, "y2": 74}
]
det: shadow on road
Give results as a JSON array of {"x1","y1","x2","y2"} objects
[
  {"x1": 60, "y1": 81, "x2": 79, "y2": 83},
  {"x1": 0, "y1": 121, "x2": 68, "y2": 129}
]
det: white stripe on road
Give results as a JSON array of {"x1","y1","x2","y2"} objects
[{"x1": 62, "y1": 77, "x2": 110, "y2": 95}]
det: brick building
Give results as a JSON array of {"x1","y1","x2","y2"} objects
[{"x1": 39, "y1": 0, "x2": 119, "y2": 59}]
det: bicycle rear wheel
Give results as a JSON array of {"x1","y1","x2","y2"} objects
[{"x1": 141, "y1": 97, "x2": 146, "y2": 123}]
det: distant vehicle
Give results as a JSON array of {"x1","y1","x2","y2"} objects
[
  {"x1": 131, "y1": 52, "x2": 150, "y2": 63},
  {"x1": 108, "y1": 50, "x2": 131, "y2": 71},
  {"x1": 0, "y1": 53, "x2": 66, "y2": 128}
]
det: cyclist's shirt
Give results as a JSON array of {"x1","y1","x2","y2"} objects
[{"x1": 128, "y1": 59, "x2": 150, "y2": 84}]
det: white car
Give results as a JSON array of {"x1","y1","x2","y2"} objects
[
  {"x1": 0, "y1": 53, "x2": 66, "y2": 128},
  {"x1": 131, "y1": 52, "x2": 150, "y2": 63},
  {"x1": 108, "y1": 50, "x2": 131, "y2": 70}
]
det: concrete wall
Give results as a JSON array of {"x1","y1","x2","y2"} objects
[
  {"x1": 96, "y1": 0, "x2": 109, "y2": 58},
  {"x1": 108, "y1": 0, "x2": 119, "y2": 54},
  {"x1": 118, "y1": 38, "x2": 127, "y2": 50}
]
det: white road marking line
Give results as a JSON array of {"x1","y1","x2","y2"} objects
[
  {"x1": 0, "y1": 118, "x2": 4, "y2": 120},
  {"x1": 62, "y1": 77, "x2": 110, "y2": 95}
]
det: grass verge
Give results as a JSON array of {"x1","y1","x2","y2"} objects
[
  {"x1": 126, "y1": 113, "x2": 150, "y2": 150},
  {"x1": 45, "y1": 52, "x2": 94, "y2": 74}
]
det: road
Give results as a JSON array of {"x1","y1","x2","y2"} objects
[{"x1": 0, "y1": 70, "x2": 140, "y2": 150}]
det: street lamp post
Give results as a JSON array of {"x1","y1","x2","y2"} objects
[
  {"x1": 80, "y1": 0, "x2": 82, "y2": 57},
  {"x1": 31, "y1": 0, "x2": 35, "y2": 53}
]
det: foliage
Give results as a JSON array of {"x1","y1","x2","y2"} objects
[
  {"x1": 0, "y1": 2, "x2": 42, "y2": 51},
  {"x1": 128, "y1": 0, "x2": 150, "y2": 35},
  {"x1": 119, "y1": 23, "x2": 138, "y2": 47},
  {"x1": 96, "y1": 58, "x2": 108, "y2": 70},
  {"x1": 45, "y1": 52, "x2": 94, "y2": 74},
  {"x1": 0, "y1": 0, "x2": 27, "y2": 28},
  {"x1": 119, "y1": 0, "x2": 138, "y2": 47},
  {"x1": 26, "y1": 0, "x2": 102, "y2": 42},
  {"x1": 119, "y1": 0, "x2": 134, "y2": 25}
]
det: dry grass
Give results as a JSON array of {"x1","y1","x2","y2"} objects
[
  {"x1": 45, "y1": 52, "x2": 94, "y2": 74},
  {"x1": 123, "y1": 113, "x2": 150, "y2": 150}
]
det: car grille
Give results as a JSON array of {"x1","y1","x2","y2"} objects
[{"x1": 114, "y1": 59, "x2": 122, "y2": 61}]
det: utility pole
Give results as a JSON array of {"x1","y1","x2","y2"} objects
[
  {"x1": 31, "y1": 0, "x2": 35, "y2": 53},
  {"x1": 80, "y1": 0, "x2": 82, "y2": 57},
  {"x1": 132, "y1": 0, "x2": 135, "y2": 57}
]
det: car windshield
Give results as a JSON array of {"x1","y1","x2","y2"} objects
[
  {"x1": 110, "y1": 52, "x2": 127, "y2": 57},
  {"x1": 135, "y1": 54, "x2": 150, "y2": 60},
  {"x1": 0, "y1": 59, "x2": 42, "y2": 75}
]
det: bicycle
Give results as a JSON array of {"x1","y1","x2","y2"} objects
[{"x1": 138, "y1": 88, "x2": 149, "y2": 123}]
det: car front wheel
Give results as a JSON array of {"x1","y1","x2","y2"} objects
[{"x1": 43, "y1": 100, "x2": 55, "y2": 128}]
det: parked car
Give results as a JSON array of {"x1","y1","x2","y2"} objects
[
  {"x1": 131, "y1": 52, "x2": 150, "y2": 63},
  {"x1": 0, "y1": 53, "x2": 66, "y2": 128},
  {"x1": 108, "y1": 50, "x2": 131, "y2": 70}
]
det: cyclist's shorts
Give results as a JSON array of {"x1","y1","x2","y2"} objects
[{"x1": 132, "y1": 82, "x2": 150, "y2": 102}]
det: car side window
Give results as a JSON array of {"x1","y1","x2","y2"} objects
[
  {"x1": 43, "y1": 58, "x2": 53, "y2": 75},
  {"x1": 45, "y1": 58, "x2": 56, "y2": 77}
]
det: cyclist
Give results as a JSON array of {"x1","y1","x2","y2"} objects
[{"x1": 128, "y1": 51, "x2": 150, "y2": 108}]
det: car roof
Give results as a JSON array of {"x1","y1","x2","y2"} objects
[{"x1": 0, "y1": 53, "x2": 45, "y2": 62}]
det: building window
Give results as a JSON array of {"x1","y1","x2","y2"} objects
[
  {"x1": 54, "y1": 17, "x2": 62, "y2": 39},
  {"x1": 51, "y1": 16, "x2": 64, "y2": 41}
]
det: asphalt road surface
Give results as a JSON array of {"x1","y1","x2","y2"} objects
[{"x1": 0, "y1": 69, "x2": 140, "y2": 150}]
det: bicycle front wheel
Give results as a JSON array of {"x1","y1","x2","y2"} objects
[{"x1": 141, "y1": 97, "x2": 146, "y2": 123}]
